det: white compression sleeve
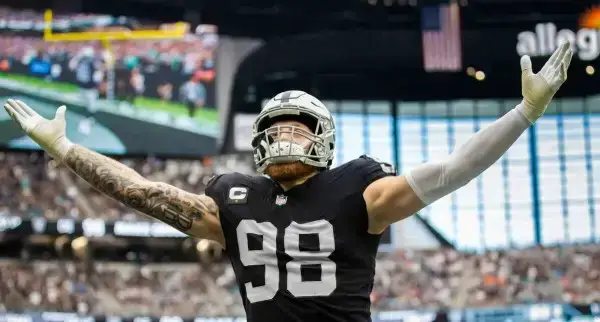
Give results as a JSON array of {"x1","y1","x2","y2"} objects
[{"x1": 404, "y1": 104, "x2": 532, "y2": 205}]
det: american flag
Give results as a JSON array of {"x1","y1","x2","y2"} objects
[{"x1": 421, "y1": 2, "x2": 462, "y2": 72}]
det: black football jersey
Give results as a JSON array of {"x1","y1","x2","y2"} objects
[{"x1": 205, "y1": 155, "x2": 396, "y2": 322}]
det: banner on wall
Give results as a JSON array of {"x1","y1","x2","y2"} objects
[{"x1": 0, "y1": 214, "x2": 393, "y2": 248}]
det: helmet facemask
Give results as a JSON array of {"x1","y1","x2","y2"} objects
[{"x1": 252, "y1": 112, "x2": 333, "y2": 173}]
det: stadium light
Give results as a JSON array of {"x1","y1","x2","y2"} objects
[
  {"x1": 586, "y1": 65, "x2": 595, "y2": 75},
  {"x1": 71, "y1": 236, "x2": 89, "y2": 259},
  {"x1": 475, "y1": 70, "x2": 486, "y2": 81},
  {"x1": 466, "y1": 66, "x2": 476, "y2": 76},
  {"x1": 196, "y1": 239, "x2": 223, "y2": 263},
  {"x1": 71, "y1": 236, "x2": 88, "y2": 250},
  {"x1": 196, "y1": 239, "x2": 211, "y2": 252},
  {"x1": 54, "y1": 235, "x2": 70, "y2": 256}
]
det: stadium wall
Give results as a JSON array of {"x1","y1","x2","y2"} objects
[
  {"x1": 215, "y1": 37, "x2": 263, "y2": 148},
  {"x1": 391, "y1": 215, "x2": 442, "y2": 249}
]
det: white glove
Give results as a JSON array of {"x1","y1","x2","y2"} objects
[
  {"x1": 519, "y1": 41, "x2": 573, "y2": 123},
  {"x1": 3, "y1": 99, "x2": 73, "y2": 160}
]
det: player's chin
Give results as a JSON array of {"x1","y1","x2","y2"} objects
[{"x1": 265, "y1": 161, "x2": 316, "y2": 182}]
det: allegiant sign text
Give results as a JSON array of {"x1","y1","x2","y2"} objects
[{"x1": 517, "y1": 22, "x2": 599, "y2": 61}]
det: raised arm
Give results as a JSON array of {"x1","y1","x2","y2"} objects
[
  {"x1": 3, "y1": 99, "x2": 224, "y2": 245},
  {"x1": 364, "y1": 41, "x2": 573, "y2": 234}
]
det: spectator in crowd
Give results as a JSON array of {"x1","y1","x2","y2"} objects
[
  {"x1": 0, "y1": 245, "x2": 598, "y2": 317},
  {"x1": 69, "y1": 46, "x2": 102, "y2": 135}
]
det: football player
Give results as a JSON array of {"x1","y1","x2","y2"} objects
[
  {"x1": 3, "y1": 42, "x2": 572, "y2": 321},
  {"x1": 68, "y1": 46, "x2": 102, "y2": 135}
]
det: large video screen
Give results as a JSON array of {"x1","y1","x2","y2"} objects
[{"x1": 0, "y1": 8, "x2": 219, "y2": 156}]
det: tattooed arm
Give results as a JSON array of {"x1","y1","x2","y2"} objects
[
  {"x1": 2, "y1": 100, "x2": 224, "y2": 244},
  {"x1": 63, "y1": 145, "x2": 225, "y2": 245}
]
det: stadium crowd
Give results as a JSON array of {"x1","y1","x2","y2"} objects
[
  {"x1": 0, "y1": 151, "x2": 253, "y2": 222},
  {"x1": 0, "y1": 6, "x2": 217, "y2": 108},
  {"x1": 0, "y1": 33, "x2": 217, "y2": 77},
  {"x1": 0, "y1": 245, "x2": 599, "y2": 317},
  {"x1": 0, "y1": 6, "x2": 111, "y2": 25},
  {"x1": 1, "y1": 151, "x2": 599, "y2": 317},
  {"x1": 372, "y1": 244, "x2": 600, "y2": 311}
]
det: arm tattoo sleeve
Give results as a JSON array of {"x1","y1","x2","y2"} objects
[{"x1": 63, "y1": 145, "x2": 218, "y2": 234}]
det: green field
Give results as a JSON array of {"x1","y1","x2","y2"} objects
[
  {"x1": 0, "y1": 72, "x2": 80, "y2": 92},
  {"x1": 134, "y1": 97, "x2": 218, "y2": 122},
  {"x1": 0, "y1": 72, "x2": 218, "y2": 123}
]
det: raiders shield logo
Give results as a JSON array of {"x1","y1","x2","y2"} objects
[{"x1": 275, "y1": 195, "x2": 287, "y2": 206}]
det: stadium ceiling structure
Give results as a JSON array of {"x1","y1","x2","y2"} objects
[{"x1": 5, "y1": 0, "x2": 598, "y2": 39}]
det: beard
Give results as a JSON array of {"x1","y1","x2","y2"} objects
[{"x1": 265, "y1": 161, "x2": 316, "y2": 183}]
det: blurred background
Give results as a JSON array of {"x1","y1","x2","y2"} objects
[{"x1": 0, "y1": 0, "x2": 599, "y2": 321}]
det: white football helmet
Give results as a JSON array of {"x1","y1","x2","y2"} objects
[{"x1": 252, "y1": 90, "x2": 336, "y2": 173}]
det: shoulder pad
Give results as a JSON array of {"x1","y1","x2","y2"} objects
[
  {"x1": 205, "y1": 173, "x2": 246, "y2": 191},
  {"x1": 358, "y1": 154, "x2": 396, "y2": 175},
  {"x1": 206, "y1": 174, "x2": 220, "y2": 186},
  {"x1": 328, "y1": 155, "x2": 396, "y2": 192},
  {"x1": 205, "y1": 173, "x2": 269, "y2": 209},
  {"x1": 204, "y1": 174, "x2": 221, "y2": 198}
]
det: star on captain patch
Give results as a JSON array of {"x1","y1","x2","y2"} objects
[{"x1": 275, "y1": 194, "x2": 288, "y2": 206}]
